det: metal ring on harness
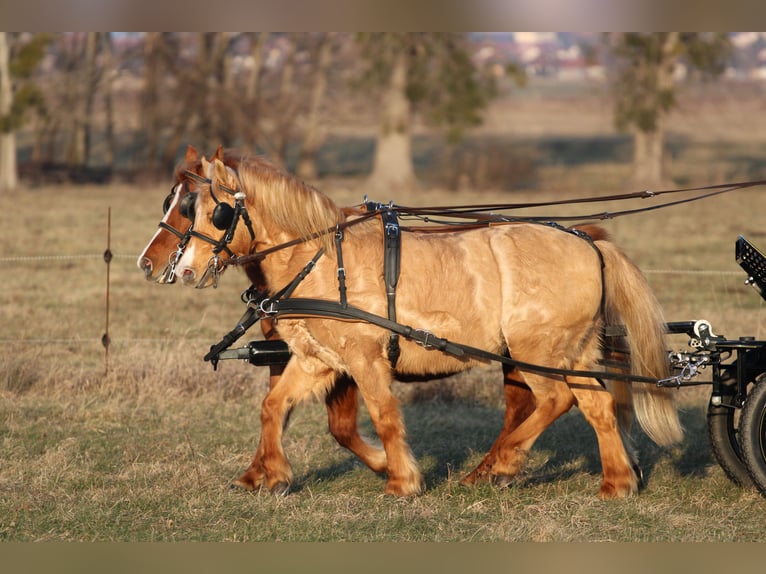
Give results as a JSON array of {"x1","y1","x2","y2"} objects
[{"x1": 196, "y1": 254, "x2": 226, "y2": 289}]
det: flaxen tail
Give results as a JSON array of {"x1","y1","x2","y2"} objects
[{"x1": 597, "y1": 240, "x2": 683, "y2": 447}]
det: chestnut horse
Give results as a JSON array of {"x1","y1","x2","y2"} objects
[
  {"x1": 172, "y1": 153, "x2": 682, "y2": 498},
  {"x1": 137, "y1": 146, "x2": 394, "y2": 477},
  {"x1": 138, "y1": 146, "x2": 549, "y2": 489}
]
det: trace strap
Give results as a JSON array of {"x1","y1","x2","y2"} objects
[{"x1": 266, "y1": 298, "x2": 664, "y2": 385}]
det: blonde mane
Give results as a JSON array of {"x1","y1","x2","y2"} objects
[{"x1": 234, "y1": 156, "x2": 344, "y2": 251}]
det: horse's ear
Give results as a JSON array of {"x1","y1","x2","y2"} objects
[
  {"x1": 211, "y1": 145, "x2": 224, "y2": 161},
  {"x1": 213, "y1": 158, "x2": 229, "y2": 184},
  {"x1": 184, "y1": 145, "x2": 199, "y2": 163}
]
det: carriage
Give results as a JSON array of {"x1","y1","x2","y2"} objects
[{"x1": 139, "y1": 146, "x2": 766, "y2": 498}]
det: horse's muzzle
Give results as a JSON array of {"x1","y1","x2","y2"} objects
[{"x1": 181, "y1": 268, "x2": 197, "y2": 286}]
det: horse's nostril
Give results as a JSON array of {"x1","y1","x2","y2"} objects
[{"x1": 140, "y1": 257, "x2": 153, "y2": 278}]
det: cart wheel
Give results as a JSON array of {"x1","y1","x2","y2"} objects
[
  {"x1": 740, "y1": 379, "x2": 766, "y2": 495},
  {"x1": 707, "y1": 369, "x2": 753, "y2": 487}
]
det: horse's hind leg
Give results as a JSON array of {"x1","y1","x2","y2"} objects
[
  {"x1": 325, "y1": 375, "x2": 387, "y2": 473},
  {"x1": 570, "y1": 377, "x2": 640, "y2": 498},
  {"x1": 460, "y1": 366, "x2": 534, "y2": 485},
  {"x1": 489, "y1": 374, "x2": 576, "y2": 484}
]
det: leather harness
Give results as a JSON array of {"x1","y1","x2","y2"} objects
[{"x1": 200, "y1": 179, "x2": 766, "y2": 385}]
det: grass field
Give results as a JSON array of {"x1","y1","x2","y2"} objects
[{"x1": 3, "y1": 90, "x2": 766, "y2": 541}]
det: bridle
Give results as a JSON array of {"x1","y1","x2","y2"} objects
[
  {"x1": 185, "y1": 172, "x2": 256, "y2": 288},
  {"x1": 155, "y1": 180, "x2": 196, "y2": 283}
]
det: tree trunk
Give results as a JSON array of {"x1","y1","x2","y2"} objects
[
  {"x1": 297, "y1": 33, "x2": 333, "y2": 181},
  {"x1": 272, "y1": 34, "x2": 297, "y2": 167},
  {"x1": 632, "y1": 127, "x2": 665, "y2": 187},
  {"x1": 246, "y1": 32, "x2": 269, "y2": 103},
  {"x1": 141, "y1": 32, "x2": 162, "y2": 172},
  {"x1": 241, "y1": 32, "x2": 269, "y2": 153},
  {"x1": 367, "y1": 48, "x2": 417, "y2": 192},
  {"x1": 82, "y1": 32, "x2": 98, "y2": 167},
  {"x1": 101, "y1": 33, "x2": 115, "y2": 172},
  {"x1": 631, "y1": 32, "x2": 679, "y2": 188},
  {"x1": 0, "y1": 32, "x2": 17, "y2": 191}
]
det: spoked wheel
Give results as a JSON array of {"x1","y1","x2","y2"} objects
[
  {"x1": 707, "y1": 368, "x2": 753, "y2": 487},
  {"x1": 739, "y1": 379, "x2": 766, "y2": 495}
]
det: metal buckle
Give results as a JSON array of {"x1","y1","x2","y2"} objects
[
  {"x1": 413, "y1": 329, "x2": 436, "y2": 349},
  {"x1": 258, "y1": 297, "x2": 278, "y2": 317}
]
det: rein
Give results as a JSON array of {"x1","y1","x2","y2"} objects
[
  {"x1": 197, "y1": 175, "x2": 764, "y2": 387},
  {"x1": 224, "y1": 179, "x2": 764, "y2": 268}
]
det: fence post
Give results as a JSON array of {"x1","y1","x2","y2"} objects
[{"x1": 102, "y1": 207, "x2": 112, "y2": 374}]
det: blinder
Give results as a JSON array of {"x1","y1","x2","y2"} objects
[
  {"x1": 167, "y1": 181, "x2": 235, "y2": 231},
  {"x1": 162, "y1": 190, "x2": 174, "y2": 214},
  {"x1": 179, "y1": 191, "x2": 198, "y2": 221}
]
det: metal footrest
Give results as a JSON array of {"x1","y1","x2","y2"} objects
[{"x1": 736, "y1": 235, "x2": 766, "y2": 300}]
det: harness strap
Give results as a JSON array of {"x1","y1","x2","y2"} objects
[
  {"x1": 382, "y1": 208, "x2": 402, "y2": 367},
  {"x1": 158, "y1": 221, "x2": 188, "y2": 241},
  {"x1": 334, "y1": 229, "x2": 348, "y2": 308},
  {"x1": 267, "y1": 298, "x2": 661, "y2": 384},
  {"x1": 259, "y1": 248, "x2": 326, "y2": 315},
  {"x1": 365, "y1": 201, "x2": 402, "y2": 367},
  {"x1": 189, "y1": 229, "x2": 235, "y2": 257}
]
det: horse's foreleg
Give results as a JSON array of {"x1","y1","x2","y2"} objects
[
  {"x1": 231, "y1": 362, "x2": 289, "y2": 491},
  {"x1": 325, "y1": 375, "x2": 387, "y2": 473},
  {"x1": 460, "y1": 367, "x2": 535, "y2": 485},
  {"x1": 351, "y1": 359, "x2": 423, "y2": 496},
  {"x1": 570, "y1": 377, "x2": 640, "y2": 499},
  {"x1": 258, "y1": 358, "x2": 336, "y2": 495}
]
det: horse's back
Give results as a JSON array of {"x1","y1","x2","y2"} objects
[{"x1": 394, "y1": 223, "x2": 605, "y2": 354}]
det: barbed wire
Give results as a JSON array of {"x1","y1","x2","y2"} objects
[
  {"x1": 0, "y1": 252, "x2": 744, "y2": 275},
  {"x1": 0, "y1": 253, "x2": 135, "y2": 262},
  {"x1": 644, "y1": 269, "x2": 741, "y2": 275},
  {"x1": 0, "y1": 338, "x2": 219, "y2": 344},
  {"x1": 0, "y1": 252, "x2": 750, "y2": 347}
]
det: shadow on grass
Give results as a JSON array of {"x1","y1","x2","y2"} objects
[{"x1": 288, "y1": 400, "x2": 717, "y2": 494}]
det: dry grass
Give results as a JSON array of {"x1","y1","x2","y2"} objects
[{"x1": 3, "y1": 91, "x2": 766, "y2": 540}]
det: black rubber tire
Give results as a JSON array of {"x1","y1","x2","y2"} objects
[
  {"x1": 707, "y1": 371, "x2": 753, "y2": 487},
  {"x1": 739, "y1": 379, "x2": 766, "y2": 495}
]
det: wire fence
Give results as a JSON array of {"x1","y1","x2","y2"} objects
[{"x1": 2, "y1": 251, "x2": 746, "y2": 349}]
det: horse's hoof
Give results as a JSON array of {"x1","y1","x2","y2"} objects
[
  {"x1": 460, "y1": 466, "x2": 489, "y2": 486},
  {"x1": 270, "y1": 481, "x2": 290, "y2": 497},
  {"x1": 490, "y1": 474, "x2": 515, "y2": 488}
]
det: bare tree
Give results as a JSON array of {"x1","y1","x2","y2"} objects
[
  {"x1": 296, "y1": 33, "x2": 334, "y2": 180},
  {"x1": 0, "y1": 32, "x2": 15, "y2": 191},
  {"x1": 100, "y1": 33, "x2": 116, "y2": 171},
  {"x1": 63, "y1": 32, "x2": 97, "y2": 167}
]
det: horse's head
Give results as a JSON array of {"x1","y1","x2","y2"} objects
[
  {"x1": 176, "y1": 157, "x2": 256, "y2": 288},
  {"x1": 137, "y1": 145, "x2": 211, "y2": 283}
]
